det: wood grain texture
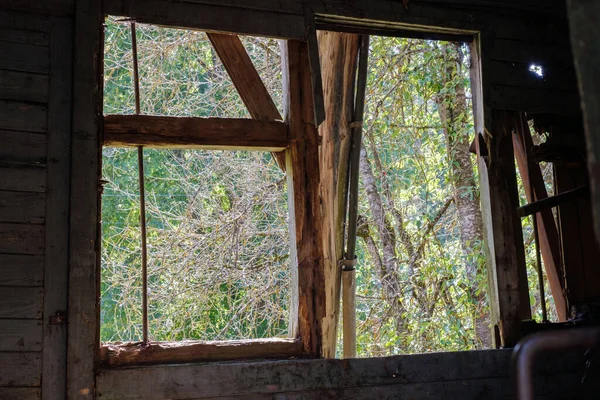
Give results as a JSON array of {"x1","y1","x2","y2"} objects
[
  {"x1": 0, "y1": 254, "x2": 44, "y2": 286},
  {"x1": 100, "y1": 338, "x2": 302, "y2": 367},
  {"x1": 0, "y1": 388, "x2": 41, "y2": 400},
  {"x1": 0, "y1": 0, "x2": 75, "y2": 16},
  {"x1": 42, "y1": 14, "x2": 73, "y2": 400},
  {"x1": 0, "y1": 9, "x2": 50, "y2": 32},
  {"x1": 0, "y1": 352, "x2": 42, "y2": 387},
  {"x1": 104, "y1": 114, "x2": 288, "y2": 151},
  {"x1": 0, "y1": 70, "x2": 49, "y2": 103},
  {"x1": 0, "y1": 164, "x2": 46, "y2": 193},
  {"x1": 103, "y1": 0, "x2": 304, "y2": 39},
  {"x1": 0, "y1": 191, "x2": 45, "y2": 224},
  {"x1": 0, "y1": 223, "x2": 44, "y2": 255},
  {"x1": 490, "y1": 85, "x2": 580, "y2": 115},
  {"x1": 0, "y1": 131, "x2": 47, "y2": 164},
  {"x1": 0, "y1": 287, "x2": 43, "y2": 318},
  {"x1": 0, "y1": 28, "x2": 49, "y2": 46},
  {"x1": 0, "y1": 100, "x2": 47, "y2": 133},
  {"x1": 0, "y1": 320, "x2": 43, "y2": 351},
  {"x1": 0, "y1": 41, "x2": 49, "y2": 74},
  {"x1": 68, "y1": 0, "x2": 103, "y2": 398},
  {"x1": 285, "y1": 40, "x2": 326, "y2": 357}
]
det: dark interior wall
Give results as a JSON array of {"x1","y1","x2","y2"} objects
[
  {"x1": 0, "y1": 2, "x2": 74, "y2": 399},
  {"x1": 0, "y1": 0, "x2": 592, "y2": 399}
]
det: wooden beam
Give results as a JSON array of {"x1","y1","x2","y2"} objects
[
  {"x1": 285, "y1": 39, "x2": 326, "y2": 357},
  {"x1": 517, "y1": 186, "x2": 589, "y2": 218},
  {"x1": 317, "y1": 31, "x2": 360, "y2": 358},
  {"x1": 68, "y1": 0, "x2": 102, "y2": 398},
  {"x1": 483, "y1": 109, "x2": 531, "y2": 347},
  {"x1": 103, "y1": 115, "x2": 288, "y2": 151},
  {"x1": 206, "y1": 32, "x2": 286, "y2": 165},
  {"x1": 99, "y1": 338, "x2": 302, "y2": 367},
  {"x1": 304, "y1": 8, "x2": 326, "y2": 127},
  {"x1": 512, "y1": 119, "x2": 567, "y2": 321}
]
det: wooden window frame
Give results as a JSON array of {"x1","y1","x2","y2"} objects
[{"x1": 97, "y1": 19, "x2": 323, "y2": 367}]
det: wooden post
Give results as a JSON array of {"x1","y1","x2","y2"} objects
[
  {"x1": 284, "y1": 39, "x2": 326, "y2": 357},
  {"x1": 483, "y1": 109, "x2": 532, "y2": 347},
  {"x1": 317, "y1": 31, "x2": 360, "y2": 358}
]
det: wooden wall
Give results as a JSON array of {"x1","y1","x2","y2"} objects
[
  {"x1": 0, "y1": 3, "x2": 73, "y2": 399},
  {"x1": 0, "y1": 0, "x2": 593, "y2": 399}
]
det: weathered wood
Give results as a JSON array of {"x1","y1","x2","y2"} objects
[
  {"x1": 0, "y1": 388, "x2": 41, "y2": 400},
  {"x1": 100, "y1": 338, "x2": 302, "y2": 367},
  {"x1": 42, "y1": 14, "x2": 73, "y2": 400},
  {"x1": 0, "y1": 223, "x2": 44, "y2": 255},
  {"x1": 206, "y1": 32, "x2": 286, "y2": 167},
  {"x1": 488, "y1": 60, "x2": 577, "y2": 93},
  {"x1": 285, "y1": 39, "x2": 326, "y2": 357},
  {"x1": 490, "y1": 38, "x2": 574, "y2": 67},
  {"x1": 103, "y1": 115, "x2": 288, "y2": 151},
  {"x1": 0, "y1": 164, "x2": 46, "y2": 193},
  {"x1": 0, "y1": 28, "x2": 49, "y2": 46},
  {"x1": 567, "y1": 0, "x2": 600, "y2": 247},
  {"x1": 0, "y1": 9, "x2": 50, "y2": 32},
  {"x1": 0, "y1": 320, "x2": 43, "y2": 351},
  {"x1": 483, "y1": 109, "x2": 531, "y2": 347},
  {"x1": 96, "y1": 350, "x2": 513, "y2": 399},
  {"x1": 0, "y1": 254, "x2": 44, "y2": 286},
  {"x1": 517, "y1": 186, "x2": 589, "y2": 218},
  {"x1": 0, "y1": 191, "x2": 45, "y2": 224},
  {"x1": 1, "y1": 0, "x2": 75, "y2": 16},
  {"x1": 0, "y1": 41, "x2": 49, "y2": 74},
  {"x1": 0, "y1": 287, "x2": 43, "y2": 318},
  {"x1": 304, "y1": 8, "x2": 326, "y2": 127},
  {"x1": 0, "y1": 131, "x2": 47, "y2": 164},
  {"x1": 68, "y1": 0, "x2": 102, "y2": 397},
  {"x1": 512, "y1": 122, "x2": 566, "y2": 321},
  {"x1": 0, "y1": 100, "x2": 47, "y2": 133},
  {"x1": 103, "y1": 0, "x2": 304, "y2": 39},
  {"x1": 0, "y1": 352, "x2": 42, "y2": 386},
  {"x1": 316, "y1": 31, "x2": 360, "y2": 358},
  {"x1": 0, "y1": 70, "x2": 49, "y2": 103}
]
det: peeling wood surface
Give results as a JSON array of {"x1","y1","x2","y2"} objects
[
  {"x1": 104, "y1": 115, "x2": 288, "y2": 151},
  {"x1": 0, "y1": 320, "x2": 43, "y2": 351},
  {"x1": 100, "y1": 338, "x2": 302, "y2": 367},
  {"x1": 0, "y1": 352, "x2": 42, "y2": 387}
]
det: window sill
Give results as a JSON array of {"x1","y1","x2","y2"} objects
[{"x1": 99, "y1": 338, "x2": 303, "y2": 367}]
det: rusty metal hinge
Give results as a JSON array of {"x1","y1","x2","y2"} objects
[{"x1": 49, "y1": 310, "x2": 67, "y2": 326}]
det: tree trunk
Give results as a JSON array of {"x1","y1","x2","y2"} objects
[{"x1": 438, "y1": 43, "x2": 491, "y2": 349}]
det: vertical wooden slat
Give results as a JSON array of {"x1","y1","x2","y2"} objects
[
  {"x1": 42, "y1": 14, "x2": 73, "y2": 400},
  {"x1": 68, "y1": 0, "x2": 102, "y2": 398},
  {"x1": 285, "y1": 39, "x2": 326, "y2": 357}
]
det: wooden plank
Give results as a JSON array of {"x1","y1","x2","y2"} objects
[
  {"x1": 567, "y1": 0, "x2": 600, "y2": 247},
  {"x1": 0, "y1": 320, "x2": 43, "y2": 351},
  {"x1": 0, "y1": 131, "x2": 47, "y2": 164},
  {"x1": 0, "y1": 388, "x2": 41, "y2": 400},
  {"x1": 103, "y1": 115, "x2": 288, "y2": 151},
  {"x1": 68, "y1": 0, "x2": 103, "y2": 398},
  {"x1": 304, "y1": 9, "x2": 326, "y2": 127},
  {"x1": 1, "y1": 0, "x2": 75, "y2": 16},
  {"x1": 0, "y1": 254, "x2": 44, "y2": 286},
  {"x1": 0, "y1": 41, "x2": 49, "y2": 74},
  {"x1": 484, "y1": 109, "x2": 531, "y2": 347},
  {"x1": 0, "y1": 352, "x2": 42, "y2": 386},
  {"x1": 490, "y1": 85, "x2": 580, "y2": 115},
  {"x1": 487, "y1": 60, "x2": 577, "y2": 93},
  {"x1": 0, "y1": 70, "x2": 49, "y2": 103},
  {"x1": 0, "y1": 223, "x2": 44, "y2": 255},
  {"x1": 0, "y1": 191, "x2": 45, "y2": 224},
  {"x1": 42, "y1": 15, "x2": 73, "y2": 400},
  {"x1": 100, "y1": 338, "x2": 302, "y2": 367},
  {"x1": 0, "y1": 100, "x2": 47, "y2": 133},
  {"x1": 0, "y1": 164, "x2": 46, "y2": 193},
  {"x1": 175, "y1": 0, "x2": 304, "y2": 15},
  {"x1": 285, "y1": 39, "x2": 326, "y2": 356},
  {"x1": 103, "y1": 0, "x2": 305, "y2": 39},
  {"x1": 489, "y1": 38, "x2": 574, "y2": 67},
  {"x1": 0, "y1": 9, "x2": 50, "y2": 32},
  {"x1": 0, "y1": 28, "x2": 49, "y2": 46},
  {"x1": 0, "y1": 287, "x2": 43, "y2": 318},
  {"x1": 512, "y1": 123, "x2": 566, "y2": 321}
]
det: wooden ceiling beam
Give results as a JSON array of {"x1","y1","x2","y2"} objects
[{"x1": 103, "y1": 114, "x2": 288, "y2": 151}]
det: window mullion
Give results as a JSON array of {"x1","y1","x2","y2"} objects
[{"x1": 130, "y1": 21, "x2": 149, "y2": 344}]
